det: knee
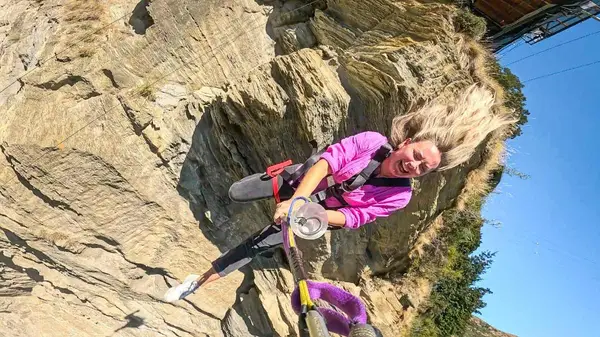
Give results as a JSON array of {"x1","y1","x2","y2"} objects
[
  {"x1": 228, "y1": 182, "x2": 243, "y2": 202},
  {"x1": 228, "y1": 173, "x2": 271, "y2": 203},
  {"x1": 228, "y1": 178, "x2": 254, "y2": 202}
]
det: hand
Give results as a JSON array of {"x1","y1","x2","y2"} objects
[
  {"x1": 273, "y1": 200, "x2": 292, "y2": 223},
  {"x1": 273, "y1": 199, "x2": 304, "y2": 223}
]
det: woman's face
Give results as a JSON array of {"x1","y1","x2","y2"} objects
[{"x1": 380, "y1": 139, "x2": 441, "y2": 178}]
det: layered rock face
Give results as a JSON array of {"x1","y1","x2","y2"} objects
[{"x1": 0, "y1": 0, "x2": 497, "y2": 336}]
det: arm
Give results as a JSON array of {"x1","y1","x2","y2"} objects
[
  {"x1": 273, "y1": 159, "x2": 347, "y2": 226},
  {"x1": 273, "y1": 131, "x2": 385, "y2": 224},
  {"x1": 325, "y1": 210, "x2": 346, "y2": 227},
  {"x1": 290, "y1": 159, "x2": 330, "y2": 199},
  {"x1": 338, "y1": 191, "x2": 411, "y2": 229}
]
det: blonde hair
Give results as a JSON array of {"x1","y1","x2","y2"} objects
[{"x1": 390, "y1": 85, "x2": 515, "y2": 171}]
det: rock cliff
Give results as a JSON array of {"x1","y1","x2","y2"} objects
[{"x1": 0, "y1": 0, "x2": 507, "y2": 336}]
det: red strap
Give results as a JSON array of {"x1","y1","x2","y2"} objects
[
  {"x1": 266, "y1": 160, "x2": 292, "y2": 204},
  {"x1": 272, "y1": 177, "x2": 281, "y2": 203},
  {"x1": 266, "y1": 160, "x2": 292, "y2": 177}
]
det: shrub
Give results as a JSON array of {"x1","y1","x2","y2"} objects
[
  {"x1": 410, "y1": 206, "x2": 495, "y2": 337},
  {"x1": 454, "y1": 10, "x2": 487, "y2": 41},
  {"x1": 489, "y1": 61, "x2": 530, "y2": 139}
]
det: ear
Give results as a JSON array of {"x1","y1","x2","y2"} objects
[{"x1": 397, "y1": 138, "x2": 412, "y2": 149}]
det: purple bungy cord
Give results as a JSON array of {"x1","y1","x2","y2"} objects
[
  {"x1": 283, "y1": 198, "x2": 367, "y2": 336},
  {"x1": 291, "y1": 280, "x2": 368, "y2": 336},
  {"x1": 282, "y1": 220, "x2": 291, "y2": 254}
]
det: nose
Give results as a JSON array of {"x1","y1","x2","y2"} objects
[{"x1": 406, "y1": 161, "x2": 417, "y2": 172}]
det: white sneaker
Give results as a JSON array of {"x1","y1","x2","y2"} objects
[{"x1": 164, "y1": 274, "x2": 200, "y2": 302}]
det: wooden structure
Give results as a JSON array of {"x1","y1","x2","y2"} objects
[
  {"x1": 472, "y1": 0, "x2": 600, "y2": 51},
  {"x1": 475, "y1": 0, "x2": 557, "y2": 27}
]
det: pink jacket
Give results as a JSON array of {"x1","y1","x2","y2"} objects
[{"x1": 318, "y1": 131, "x2": 412, "y2": 229}]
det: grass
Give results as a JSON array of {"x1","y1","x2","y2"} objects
[
  {"x1": 137, "y1": 83, "x2": 156, "y2": 101},
  {"x1": 397, "y1": 37, "x2": 517, "y2": 337},
  {"x1": 371, "y1": 4, "x2": 515, "y2": 273},
  {"x1": 64, "y1": 1, "x2": 103, "y2": 23},
  {"x1": 409, "y1": 215, "x2": 445, "y2": 271},
  {"x1": 79, "y1": 48, "x2": 95, "y2": 58},
  {"x1": 454, "y1": 9, "x2": 487, "y2": 40},
  {"x1": 62, "y1": 0, "x2": 105, "y2": 51},
  {"x1": 456, "y1": 140, "x2": 505, "y2": 208}
]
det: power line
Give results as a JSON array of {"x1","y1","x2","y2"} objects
[
  {"x1": 497, "y1": 39, "x2": 525, "y2": 59},
  {"x1": 506, "y1": 29, "x2": 600, "y2": 66},
  {"x1": 0, "y1": 10, "x2": 136, "y2": 95},
  {"x1": 522, "y1": 59, "x2": 600, "y2": 83},
  {"x1": 0, "y1": 0, "x2": 323, "y2": 189},
  {"x1": 498, "y1": 40, "x2": 522, "y2": 56}
]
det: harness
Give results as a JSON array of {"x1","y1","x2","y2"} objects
[{"x1": 267, "y1": 141, "x2": 411, "y2": 207}]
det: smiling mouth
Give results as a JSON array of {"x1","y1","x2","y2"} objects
[{"x1": 397, "y1": 161, "x2": 407, "y2": 175}]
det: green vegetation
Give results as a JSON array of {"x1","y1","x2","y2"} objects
[
  {"x1": 504, "y1": 166, "x2": 530, "y2": 180},
  {"x1": 451, "y1": 4, "x2": 530, "y2": 139},
  {"x1": 454, "y1": 9, "x2": 487, "y2": 41},
  {"x1": 489, "y1": 61, "x2": 530, "y2": 139},
  {"x1": 410, "y1": 202, "x2": 495, "y2": 337},
  {"x1": 407, "y1": 61, "x2": 530, "y2": 334},
  {"x1": 407, "y1": 5, "x2": 531, "y2": 337},
  {"x1": 137, "y1": 83, "x2": 155, "y2": 101},
  {"x1": 463, "y1": 316, "x2": 514, "y2": 337}
]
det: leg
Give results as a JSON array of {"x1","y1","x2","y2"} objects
[
  {"x1": 164, "y1": 223, "x2": 284, "y2": 302},
  {"x1": 228, "y1": 164, "x2": 301, "y2": 203},
  {"x1": 192, "y1": 266, "x2": 221, "y2": 288},
  {"x1": 211, "y1": 222, "x2": 284, "y2": 277}
]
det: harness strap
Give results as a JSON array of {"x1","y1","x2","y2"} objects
[
  {"x1": 310, "y1": 143, "x2": 405, "y2": 207},
  {"x1": 364, "y1": 177, "x2": 412, "y2": 187},
  {"x1": 282, "y1": 140, "x2": 328, "y2": 187},
  {"x1": 267, "y1": 159, "x2": 293, "y2": 203},
  {"x1": 310, "y1": 177, "x2": 411, "y2": 206},
  {"x1": 310, "y1": 185, "x2": 344, "y2": 205},
  {"x1": 342, "y1": 143, "x2": 394, "y2": 192},
  {"x1": 273, "y1": 141, "x2": 410, "y2": 208}
]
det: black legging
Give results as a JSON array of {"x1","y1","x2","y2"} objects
[
  {"x1": 211, "y1": 222, "x2": 283, "y2": 276},
  {"x1": 212, "y1": 166, "x2": 299, "y2": 276}
]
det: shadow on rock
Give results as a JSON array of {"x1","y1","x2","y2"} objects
[
  {"x1": 113, "y1": 310, "x2": 144, "y2": 334},
  {"x1": 128, "y1": 0, "x2": 154, "y2": 35},
  {"x1": 177, "y1": 111, "x2": 267, "y2": 253}
]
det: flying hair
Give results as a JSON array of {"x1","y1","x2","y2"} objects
[{"x1": 389, "y1": 84, "x2": 516, "y2": 170}]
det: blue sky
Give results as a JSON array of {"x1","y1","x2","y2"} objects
[{"x1": 476, "y1": 19, "x2": 600, "y2": 337}]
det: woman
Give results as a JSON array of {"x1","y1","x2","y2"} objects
[{"x1": 164, "y1": 85, "x2": 513, "y2": 302}]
